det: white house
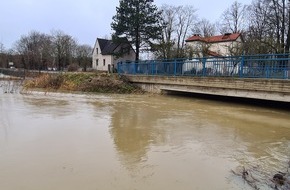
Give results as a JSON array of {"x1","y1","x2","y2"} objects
[
  {"x1": 92, "y1": 38, "x2": 135, "y2": 72},
  {"x1": 185, "y1": 33, "x2": 243, "y2": 57}
]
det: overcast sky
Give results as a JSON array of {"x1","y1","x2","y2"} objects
[{"x1": 0, "y1": 0, "x2": 252, "y2": 49}]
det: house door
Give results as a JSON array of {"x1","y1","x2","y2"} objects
[{"x1": 108, "y1": 64, "x2": 111, "y2": 73}]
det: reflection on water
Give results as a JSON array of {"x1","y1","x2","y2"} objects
[
  {"x1": 0, "y1": 79, "x2": 23, "y2": 94},
  {"x1": 0, "y1": 88, "x2": 289, "y2": 190},
  {"x1": 110, "y1": 97, "x2": 166, "y2": 170},
  {"x1": 109, "y1": 96, "x2": 290, "y2": 188}
]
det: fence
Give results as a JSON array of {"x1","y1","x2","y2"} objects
[
  {"x1": 117, "y1": 54, "x2": 290, "y2": 79},
  {"x1": 0, "y1": 68, "x2": 59, "y2": 78},
  {"x1": 0, "y1": 68, "x2": 25, "y2": 78}
]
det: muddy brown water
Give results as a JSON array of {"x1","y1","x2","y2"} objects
[{"x1": 0, "y1": 81, "x2": 290, "y2": 190}]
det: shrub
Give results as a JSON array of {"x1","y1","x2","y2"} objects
[
  {"x1": 67, "y1": 64, "x2": 79, "y2": 72},
  {"x1": 24, "y1": 74, "x2": 63, "y2": 89},
  {"x1": 24, "y1": 73, "x2": 143, "y2": 94}
]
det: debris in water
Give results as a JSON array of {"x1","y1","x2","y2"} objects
[{"x1": 232, "y1": 161, "x2": 290, "y2": 190}]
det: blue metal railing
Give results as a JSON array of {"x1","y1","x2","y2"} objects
[{"x1": 117, "y1": 54, "x2": 290, "y2": 79}]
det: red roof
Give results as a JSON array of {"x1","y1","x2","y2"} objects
[
  {"x1": 186, "y1": 34, "x2": 203, "y2": 42},
  {"x1": 186, "y1": 33, "x2": 241, "y2": 43}
]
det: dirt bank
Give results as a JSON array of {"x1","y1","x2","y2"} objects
[{"x1": 23, "y1": 72, "x2": 144, "y2": 94}]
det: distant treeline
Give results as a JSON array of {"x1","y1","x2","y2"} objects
[{"x1": 0, "y1": 30, "x2": 92, "y2": 71}]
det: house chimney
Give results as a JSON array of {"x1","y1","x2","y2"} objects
[{"x1": 222, "y1": 33, "x2": 232, "y2": 39}]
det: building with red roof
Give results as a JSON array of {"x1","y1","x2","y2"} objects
[{"x1": 185, "y1": 33, "x2": 243, "y2": 57}]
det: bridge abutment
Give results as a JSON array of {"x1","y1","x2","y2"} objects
[{"x1": 126, "y1": 75, "x2": 290, "y2": 102}]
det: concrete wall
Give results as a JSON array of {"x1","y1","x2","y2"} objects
[{"x1": 125, "y1": 75, "x2": 290, "y2": 102}]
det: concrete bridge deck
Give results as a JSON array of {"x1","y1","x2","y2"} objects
[{"x1": 125, "y1": 75, "x2": 290, "y2": 103}]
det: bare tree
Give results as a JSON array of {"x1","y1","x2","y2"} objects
[
  {"x1": 192, "y1": 18, "x2": 217, "y2": 37},
  {"x1": 155, "y1": 4, "x2": 177, "y2": 59},
  {"x1": 155, "y1": 4, "x2": 197, "y2": 59},
  {"x1": 244, "y1": 0, "x2": 272, "y2": 54},
  {"x1": 193, "y1": 42, "x2": 213, "y2": 58},
  {"x1": 15, "y1": 35, "x2": 29, "y2": 70},
  {"x1": 0, "y1": 42, "x2": 4, "y2": 53},
  {"x1": 14, "y1": 30, "x2": 81, "y2": 71},
  {"x1": 75, "y1": 44, "x2": 92, "y2": 72},
  {"x1": 285, "y1": 0, "x2": 290, "y2": 53},
  {"x1": 244, "y1": 0, "x2": 290, "y2": 54},
  {"x1": 51, "y1": 30, "x2": 77, "y2": 70},
  {"x1": 218, "y1": 1, "x2": 249, "y2": 34},
  {"x1": 0, "y1": 42, "x2": 6, "y2": 68},
  {"x1": 263, "y1": 0, "x2": 286, "y2": 53},
  {"x1": 14, "y1": 31, "x2": 53, "y2": 70},
  {"x1": 175, "y1": 5, "x2": 197, "y2": 58}
]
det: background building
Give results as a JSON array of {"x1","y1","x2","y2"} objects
[{"x1": 92, "y1": 38, "x2": 135, "y2": 72}]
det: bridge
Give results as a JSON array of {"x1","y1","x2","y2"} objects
[
  {"x1": 118, "y1": 54, "x2": 290, "y2": 102},
  {"x1": 1, "y1": 54, "x2": 290, "y2": 102}
]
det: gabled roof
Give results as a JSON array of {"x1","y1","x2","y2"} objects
[
  {"x1": 96, "y1": 38, "x2": 132, "y2": 55},
  {"x1": 186, "y1": 33, "x2": 241, "y2": 43},
  {"x1": 186, "y1": 34, "x2": 203, "y2": 42}
]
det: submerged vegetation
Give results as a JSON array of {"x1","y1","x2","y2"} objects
[{"x1": 24, "y1": 72, "x2": 144, "y2": 94}]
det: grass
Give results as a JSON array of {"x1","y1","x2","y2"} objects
[{"x1": 24, "y1": 72, "x2": 143, "y2": 94}]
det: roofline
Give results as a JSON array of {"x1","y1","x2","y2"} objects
[
  {"x1": 93, "y1": 37, "x2": 136, "y2": 56},
  {"x1": 186, "y1": 33, "x2": 242, "y2": 43}
]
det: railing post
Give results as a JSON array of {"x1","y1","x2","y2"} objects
[
  {"x1": 284, "y1": 59, "x2": 288, "y2": 79},
  {"x1": 151, "y1": 61, "x2": 154, "y2": 75},
  {"x1": 202, "y1": 58, "x2": 206, "y2": 76},
  {"x1": 174, "y1": 59, "x2": 177, "y2": 76},
  {"x1": 240, "y1": 55, "x2": 244, "y2": 78},
  {"x1": 285, "y1": 65, "x2": 289, "y2": 79},
  {"x1": 117, "y1": 62, "x2": 121, "y2": 74},
  {"x1": 266, "y1": 64, "x2": 269, "y2": 78},
  {"x1": 134, "y1": 62, "x2": 136, "y2": 75}
]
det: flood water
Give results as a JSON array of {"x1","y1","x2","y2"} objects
[{"x1": 0, "y1": 80, "x2": 290, "y2": 190}]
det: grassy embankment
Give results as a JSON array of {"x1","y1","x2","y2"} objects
[{"x1": 24, "y1": 72, "x2": 143, "y2": 94}]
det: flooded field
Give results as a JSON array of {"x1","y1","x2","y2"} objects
[{"x1": 0, "y1": 80, "x2": 289, "y2": 190}]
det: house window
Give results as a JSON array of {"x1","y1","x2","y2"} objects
[
  {"x1": 103, "y1": 59, "x2": 106, "y2": 66},
  {"x1": 96, "y1": 59, "x2": 99, "y2": 66},
  {"x1": 96, "y1": 48, "x2": 99, "y2": 54}
]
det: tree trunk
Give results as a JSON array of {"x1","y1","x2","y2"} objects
[
  {"x1": 285, "y1": 0, "x2": 290, "y2": 53},
  {"x1": 135, "y1": 30, "x2": 140, "y2": 61}
]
